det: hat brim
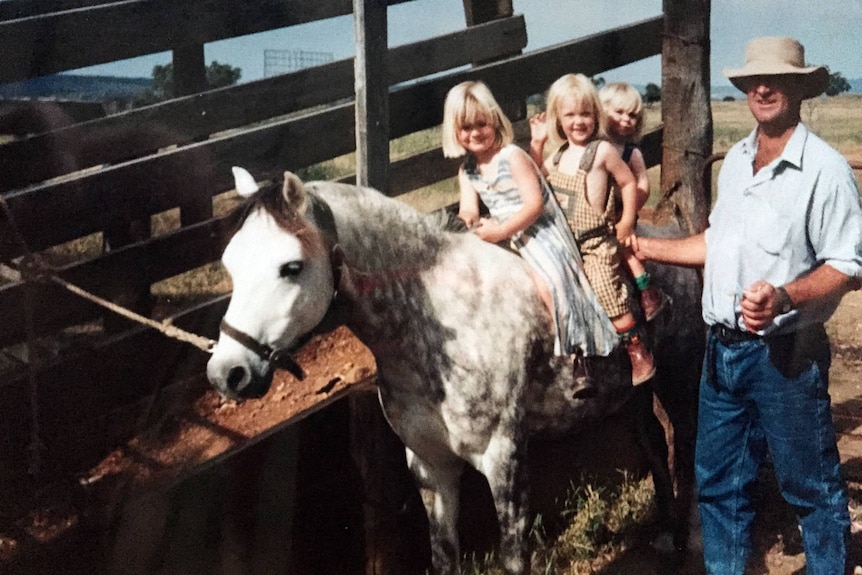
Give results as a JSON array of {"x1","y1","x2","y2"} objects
[{"x1": 723, "y1": 65, "x2": 829, "y2": 99}]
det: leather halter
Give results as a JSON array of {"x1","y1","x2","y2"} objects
[
  {"x1": 215, "y1": 187, "x2": 343, "y2": 383},
  {"x1": 219, "y1": 318, "x2": 306, "y2": 381}
]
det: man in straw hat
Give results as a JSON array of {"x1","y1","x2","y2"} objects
[{"x1": 630, "y1": 37, "x2": 862, "y2": 573}]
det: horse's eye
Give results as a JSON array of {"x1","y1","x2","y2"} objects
[{"x1": 279, "y1": 261, "x2": 303, "y2": 278}]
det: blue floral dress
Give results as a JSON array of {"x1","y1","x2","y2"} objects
[{"x1": 463, "y1": 144, "x2": 617, "y2": 357}]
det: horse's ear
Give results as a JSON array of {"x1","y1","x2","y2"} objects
[
  {"x1": 282, "y1": 171, "x2": 307, "y2": 212},
  {"x1": 232, "y1": 166, "x2": 259, "y2": 197}
]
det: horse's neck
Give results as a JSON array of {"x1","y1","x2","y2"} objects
[{"x1": 317, "y1": 184, "x2": 447, "y2": 273}]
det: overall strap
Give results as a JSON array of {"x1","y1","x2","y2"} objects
[
  {"x1": 622, "y1": 142, "x2": 636, "y2": 163},
  {"x1": 578, "y1": 139, "x2": 602, "y2": 171}
]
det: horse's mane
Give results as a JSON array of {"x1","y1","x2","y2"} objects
[
  {"x1": 222, "y1": 177, "x2": 472, "y2": 274},
  {"x1": 221, "y1": 178, "x2": 327, "y2": 257},
  {"x1": 230, "y1": 180, "x2": 299, "y2": 232},
  {"x1": 425, "y1": 207, "x2": 469, "y2": 234}
]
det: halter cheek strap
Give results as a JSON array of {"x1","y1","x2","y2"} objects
[
  {"x1": 219, "y1": 319, "x2": 306, "y2": 381},
  {"x1": 215, "y1": 189, "x2": 341, "y2": 383}
]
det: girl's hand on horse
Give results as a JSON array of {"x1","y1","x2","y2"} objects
[
  {"x1": 459, "y1": 211, "x2": 479, "y2": 230},
  {"x1": 474, "y1": 217, "x2": 508, "y2": 244}
]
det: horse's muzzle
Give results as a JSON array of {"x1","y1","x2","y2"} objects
[{"x1": 219, "y1": 318, "x2": 306, "y2": 381}]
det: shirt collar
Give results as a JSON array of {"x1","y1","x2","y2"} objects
[{"x1": 741, "y1": 122, "x2": 808, "y2": 170}]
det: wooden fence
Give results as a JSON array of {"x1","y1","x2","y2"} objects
[{"x1": 0, "y1": 0, "x2": 668, "y2": 571}]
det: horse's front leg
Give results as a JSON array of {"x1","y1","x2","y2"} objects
[
  {"x1": 481, "y1": 432, "x2": 530, "y2": 575},
  {"x1": 405, "y1": 448, "x2": 464, "y2": 575}
]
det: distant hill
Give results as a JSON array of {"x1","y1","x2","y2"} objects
[
  {"x1": 710, "y1": 84, "x2": 741, "y2": 101},
  {"x1": 0, "y1": 74, "x2": 153, "y2": 102},
  {"x1": 2, "y1": 74, "x2": 858, "y2": 105},
  {"x1": 711, "y1": 79, "x2": 862, "y2": 101}
]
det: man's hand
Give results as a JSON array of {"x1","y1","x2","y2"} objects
[{"x1": 740, "y1": 280, "x2": 782, "y2": 332}]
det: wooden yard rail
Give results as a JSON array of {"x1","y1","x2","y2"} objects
[{"x1": 0, "y1": 2, "x2": 681, "y2": 571}]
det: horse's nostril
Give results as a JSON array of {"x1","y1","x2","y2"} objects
[{"x1": 226, "y1": 366, "x2": 247, "y2": 392}]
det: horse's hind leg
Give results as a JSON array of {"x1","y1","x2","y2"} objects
[
  {"x1": 481, "y1": 433, "x2": 530, "y2": 575},
  {"x1": 632, "y1": 383, "x2": 676, "y2": 549},
  {"x1": 405, "y1": 448, "x2": 464, "y2": 575}
]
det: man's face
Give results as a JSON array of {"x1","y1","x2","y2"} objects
[{"x1": 740, "y1": 75, "x2": 803, "y2": 127}]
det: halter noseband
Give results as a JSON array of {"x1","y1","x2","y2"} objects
[
  {"x1": 215, "y1": 187, "x2": 342, "y2": 384},
  {"x1": 219, "y1": 319, "x2": 306, "y2": 381}
]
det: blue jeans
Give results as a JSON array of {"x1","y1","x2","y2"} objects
[{"x1": 696, "y1": 327, "x2": 850, "y2": 575}]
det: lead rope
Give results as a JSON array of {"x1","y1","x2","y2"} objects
[
  {"x1": 48, "y1": 274, "x2": 216, "y2": 353},
  {"x1": 0, "y1": 195, "x2": 217, "y2": 476}
]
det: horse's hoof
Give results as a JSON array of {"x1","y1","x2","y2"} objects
[
  {"x1": 651, "y1": 532, "x2": 675, "y2": 554},
  {"x1": 571, "y1": 381, "x2": 598, "y2": 399}
]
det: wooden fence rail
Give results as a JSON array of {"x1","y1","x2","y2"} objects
[{"x1": 0, "y1": 0, "x2": 414, "y2": 83}]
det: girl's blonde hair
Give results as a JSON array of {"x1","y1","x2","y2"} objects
[
  {"x1": 441, "y1": 81, "x2": 514, "y2": 158},
  {"x1": 598, "y1": 82, "x2": 644, "y2": 142},
  {"x1": 545, "y1": 73, "x2": 606, "y2": 148}
]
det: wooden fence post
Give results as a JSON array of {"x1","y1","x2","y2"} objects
[
  {"x1": 462, "y1": 0, "x2": 513, "y2": 28},
  {"x1": 656, "y1": 0, "x2": 713, "y2": 233},
  {"x1": 354, "y1": 0, "x2": 390, "y2": 191},
  {"x1": 173, "y1": 44, "x2": 214, "y2": 227},
  {"x1": 173, "y1": 44, "x2": 207, "y2": 97},
  {"x1": 351, "y1": 3, "x2": 419, "y2": 575},
  {"x1": 461, "y1": 0, "x2": 525, "y2": 121}
]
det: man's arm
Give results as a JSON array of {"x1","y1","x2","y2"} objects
[
  {"x1": 740, "y1": 265, "x2": 856, "y2": 331},
  {"x1": 630, "y1": 232, "x2": 707, "y2": 267}
]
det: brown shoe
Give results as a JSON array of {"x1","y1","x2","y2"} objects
[
  {"x1": 626, "y1": 334, "x2": 656, "y2": 386},
  {"x1": 640, "y1": 285, "x2": 669, "y2": 322},
  {"x1": 571, "y1": 354, "x2": 597, "y2": 399}
]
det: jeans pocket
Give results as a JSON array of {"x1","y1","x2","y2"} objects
[{"x1": 766, "y1": 327, "x2": 829, "y2": 380}]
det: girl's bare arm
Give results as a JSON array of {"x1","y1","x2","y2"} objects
[
  {"x1": 627, "y1": 147, "x2": 651, "y2": 211},
  {"x1": 457, "y1": 167, "x2": 480, "y2": 228},
  {"x1": 474, "y1": 149, "x2": 544, "y2": 244},
  {"x1": 599, "y1": 141, "x2": 638, "y2": 241}
]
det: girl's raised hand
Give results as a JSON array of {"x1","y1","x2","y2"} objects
[{"x1": 529, "y1": 112, "x2": 548, "y2": 144}]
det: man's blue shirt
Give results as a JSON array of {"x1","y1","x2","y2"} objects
[{"x1": 703, "y1": 123, "x2": 862, "y2": 333}]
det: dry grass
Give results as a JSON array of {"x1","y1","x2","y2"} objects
[{"x1": 460, "y1": 473, "x2": 657, "y2": 575}]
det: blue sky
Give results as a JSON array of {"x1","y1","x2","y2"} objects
[{"x1": 78, "y1": 0, "x2": 862, "y2": 90}]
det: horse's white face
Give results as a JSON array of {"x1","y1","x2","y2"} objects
[{"x1": 207, "y1": 169, "x2": 334, "y2": 399}]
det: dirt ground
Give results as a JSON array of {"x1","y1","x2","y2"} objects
[{"x1": 101, "y1": 290, "x2": 862, "y2": 575}]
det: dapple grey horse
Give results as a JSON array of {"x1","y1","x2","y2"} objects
[{"x1": 207, "y1": 167, "x2": 704, "y2": 575}]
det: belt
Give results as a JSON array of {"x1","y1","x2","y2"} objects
[
  {"x1": 709, "y1": 324, "x2": 762, "y2": 345},
  {"x1": 574, "y1": 224, "x2": 611, "y2": 246}
]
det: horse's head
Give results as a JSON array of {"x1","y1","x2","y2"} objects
[{"x1": 206, "y1": 167, "x2": 336, "y2": 400}]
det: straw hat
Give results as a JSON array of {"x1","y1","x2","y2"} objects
[{"x1": 723, "y1": 37, "x2": 828, "y2": 99}]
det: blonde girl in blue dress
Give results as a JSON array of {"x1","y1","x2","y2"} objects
[{"x1": 442, "y1": 80, "x2": 617, "y2": 397}]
